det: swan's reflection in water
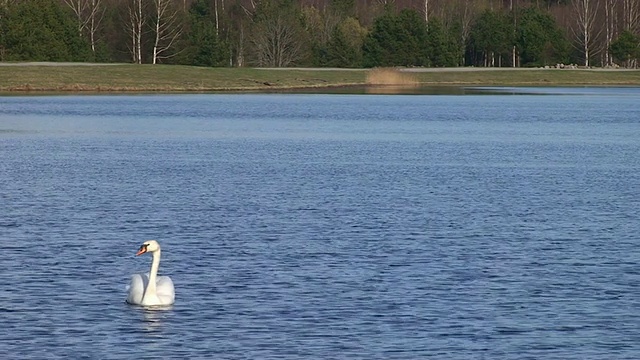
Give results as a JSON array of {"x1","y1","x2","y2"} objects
[{"x1": 139, "y1": 306, "x2": 173, "y2": 335}]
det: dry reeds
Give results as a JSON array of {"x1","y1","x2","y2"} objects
[{"x1": 366, "y1": 68, "x2": 418, "y2": 86}]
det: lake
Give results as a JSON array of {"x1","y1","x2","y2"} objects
[{"x1": 1, "y1": 89, "x2": 640, "y2": 359}]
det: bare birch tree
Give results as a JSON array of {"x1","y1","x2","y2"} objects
[
  {"x1": 622, "y1": 0, "x2": 640, "y2": 33},
  {"x1": 511, "y1": 0, "x2": 518, "y2": 67},
  {"x1": 151, "y1": 0, "x2": 183, "y2": 64},
  {"x1": 424, "y1": 0, "x2": 429, "y2": 22},
  {"x1": 236, "y1": 27, "x2": 245, "y2": 66},
  {"x1": 214, "y1": 0, "x2": 220, "y2": 36},
  {"x1": 226, "y1": 0, "x2": 254, "y2": 67},
  {"x1": 571, "y1": 0, "x2": 601, "y2": 66},
  {"x1": 88, "y1": 0, "x2": 104, "y2": 54},
  {"x1": 128, "y1": 0, "x2": 145, "y2": 64},
  {"x1": 63, "y1": 0, "x2": 104, "y2": 54},
  {"x1": 603, "y1": 0, "x2": 616, "y2": 66},
  {"x1": 421, "y1": 0, "x2": 449, "y2": 23},
  {"x1": 64, "y1": 0, "x2": 90, "y2": 36}
]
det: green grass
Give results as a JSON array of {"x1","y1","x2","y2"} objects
[
  {"x1": 1, "y1": 64, "x2": 640, "y2": 92},
  {"x1": 409, "y1": 69, "x2": 640, "y2": 86},
  {"x1": 0, "y1": 65, "x2": 365, "y2": 92}
]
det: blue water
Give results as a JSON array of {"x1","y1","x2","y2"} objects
[{"x1": 1, "y1": 90, "x2": 640, "y2": 359}]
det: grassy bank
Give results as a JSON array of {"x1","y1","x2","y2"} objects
[
  {"x1": 0, "y1": 65, "x2": 365, "y2": 92},
  {"x1": 1, "y1": 64, "x2": 640, "y2": 92}
]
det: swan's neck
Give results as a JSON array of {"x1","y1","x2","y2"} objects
[{"x1": 145, "y1": 249, "x2": 161, "y2": 298}]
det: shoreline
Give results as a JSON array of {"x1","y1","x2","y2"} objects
[{"x1": 2, "y1": 64, "x2": 640, "y2": 93}]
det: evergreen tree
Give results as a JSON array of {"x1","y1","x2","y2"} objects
[
  {"x1": 324, "y1": 17, "x2": 365, "y2": 67},
  {"x1": 610, "y1": 30, "x2": 640, "y2": 68},
  {"x1": 1, "y1": 0, "x2": 90, "y2": 61},
  {"x1": 516, "y1": 7, "x2": 569, "y2": 66},
  {"x1": 181, "y1": 0, "x2": 229, "y2": 67},
  {"x1": 468, "y1": 10, "x2": 514, "y2": 67},
  {"x1": 427, "y1": 18, "x2": 460, "y2": 67},
  {"x1": 363, "y1": 9, "x2": 429, "y2": 67}
]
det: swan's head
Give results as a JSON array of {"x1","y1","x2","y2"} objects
[{"x1": 136, "y1": 240, "x2": 161, "y2": 256}]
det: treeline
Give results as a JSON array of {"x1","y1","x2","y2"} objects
[{"x1": 1, "y1": 0, "x2": 639, "y2": 68}]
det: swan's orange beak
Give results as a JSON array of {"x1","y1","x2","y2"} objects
[{"x1": 136, "y1": 244, "x2": 148, "y2": 256}]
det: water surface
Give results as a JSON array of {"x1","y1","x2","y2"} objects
[{"x1": 1, "y1": 89, "x2": 640, "y2": 359}]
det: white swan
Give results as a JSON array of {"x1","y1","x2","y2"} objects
[{"x1": 126, "y1": 240, "x2": 175, "y2": 306}]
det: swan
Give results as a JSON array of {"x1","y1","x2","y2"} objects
[{"x1": 126, "y1": 240, "x2": 175, "y2": 306}]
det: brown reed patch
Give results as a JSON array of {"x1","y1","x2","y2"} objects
[{"x1": 366, "y1": 68, "x2": 418, "y2": 86}]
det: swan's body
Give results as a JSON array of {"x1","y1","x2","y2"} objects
[{"x1": 127, "y1": 240, "x2": 175, "y2": 306}]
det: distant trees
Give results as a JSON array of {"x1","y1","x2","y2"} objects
[
  {"x1": 467, "y1": 6, "x2": 569, "y2": 67},
  {"x1": 63, "y1": 0, "x2": 104, "y2": 56},
  {"x1": 516, "y1": 7, "x2": 569, "y2": 66},
  {"x1": 323, "y1": 17, "x2": 367, "y2": 67},
  {"x1": 571, "y1": 0, "x2": 600, "y2": 67},
  {"x1": 1, "y1": 0, "x2": 640, "y2": 68},
  {"x1": 468, "y1": 9, "x2": 514, "y2": 67},
  {"x1": 428, "y1": 18, "x2": 461, "y2": 67},
  {"x1": 181, "y1": 0, "x2": 228, "y2": 66},
  {"x1": 603, "y1": 0, "x2": 616, "y2": 66},
  {"x1": 151, "y1": 0, "x2": 183, "y2": 64},
  {"x1": 622, "y1": 0, "x2": 640, "y2": 33},
  {"x1": 249, "y1": 0, "x2": 309, "y2": 67},
  {"x1": 0, "y1": 0, "x2": 91, "y2": 61},
  {"x1": 362, "y1": 9, "x2": 461, "y2": 67},
  {"x1": 127, "y1": 0, "x2": 144, "y2": 64},
  {"x1": 363, "y1": 10, "x2": 430, "y2": 67},
  {"x1": 610, "y1": 30, "x2": 640, "y2": 67}
]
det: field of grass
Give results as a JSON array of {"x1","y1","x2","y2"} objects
[
  {"x1": 0, "y1": 65, "x2": 365, "y2": 92},
  {"x1": 1, "y1": 64, "x2": 640, "y2": 92},
  {"x1": 409, "y1": 68, "x2": 640, "y2": 86}
]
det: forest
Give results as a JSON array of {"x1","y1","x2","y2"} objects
[{"x1": 0, "y1": 0, "x2": 639, "y2": 68}]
